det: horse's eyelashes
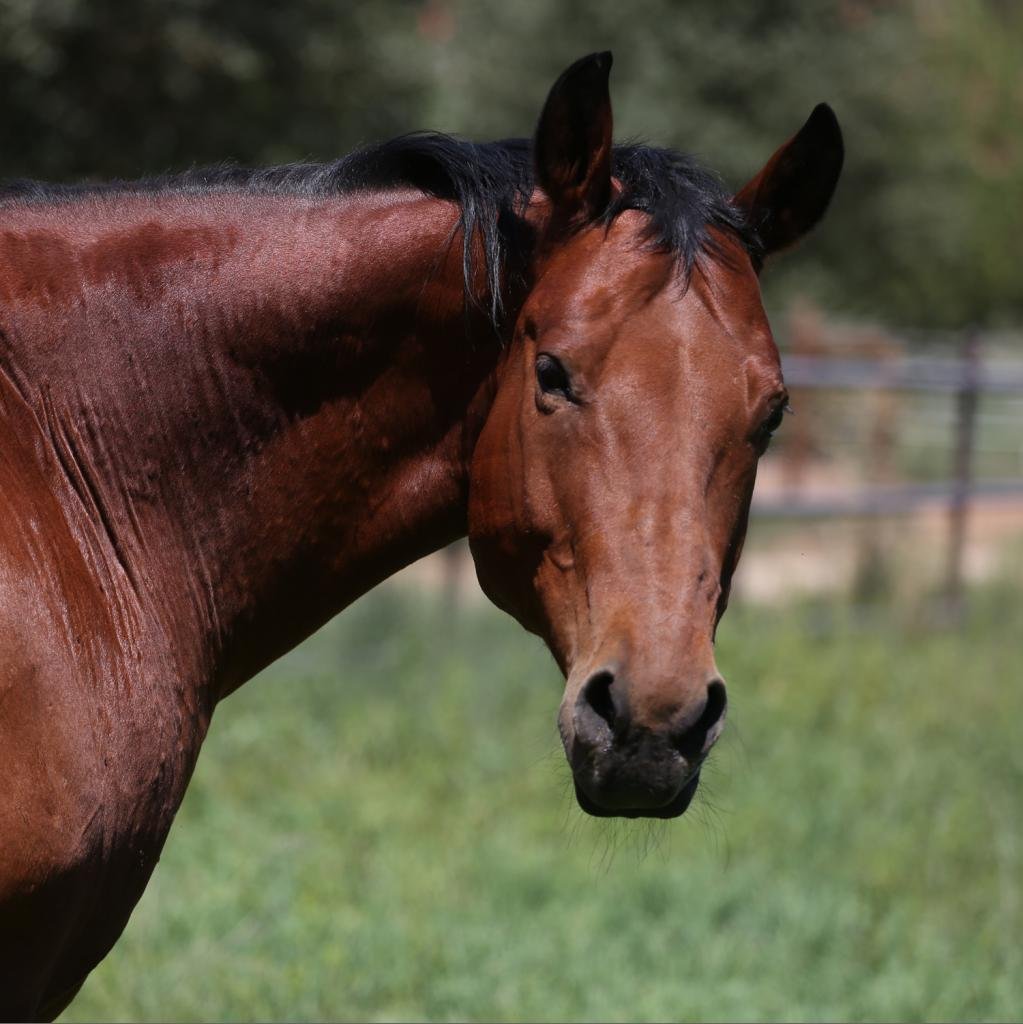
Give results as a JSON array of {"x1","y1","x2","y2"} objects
[
  {"x1": 535, "y1": 353, "x2": 574, "y2": 402},
  {"x1": 764, "y1": 405, "x2": 785, "y2": 434},
  {"x1": 754, "y1": 401, "x2": 788, "y2": 451}
]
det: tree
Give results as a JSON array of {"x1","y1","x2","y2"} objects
[{"x1": 0, "y1": 0, "x2": 1018, "y2": 329}]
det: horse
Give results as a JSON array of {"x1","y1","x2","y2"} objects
[{"x1": 0, "y1": 51, "x2": 842, "y2": 1018}]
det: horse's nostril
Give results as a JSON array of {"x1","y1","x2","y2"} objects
[
  {"x1": 573, "y1": 669, "x2": 627, "y2": 751},
  {"x1": 581, "y1": 670, "x2": 617, "y2": 730},
  {"x1": 697, "y1": 679, "x2": 728, "y2": 736},
  {"x1": 673, "y1": 678, "x2": 728, "y2": 758}
]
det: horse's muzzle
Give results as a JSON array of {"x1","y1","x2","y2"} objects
[
  {"x1": 573, "y1": 768, "x2": 702, "y2": 819},
  {"x1": 560, "y1": 668, "x2": 727, "y2": 818}
]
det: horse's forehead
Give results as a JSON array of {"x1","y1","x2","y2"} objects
[
  {"x1": 532, "y1": 217, "x2": 676, "y2": 324},
  {"x1": 531, "y1": 217, "x2": 776, "y2": 371}
]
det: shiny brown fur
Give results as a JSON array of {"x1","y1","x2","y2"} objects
[{"x1": 0, "y1": 53, "x2": 841, "y2": 1018}]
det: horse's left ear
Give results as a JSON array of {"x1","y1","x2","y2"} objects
[
  {"x1": 534, "y1": 51, "x2": 614, "y2": 232},
  {"x1": 734, "y1": 104, "x2": 844, "y2": 262}
]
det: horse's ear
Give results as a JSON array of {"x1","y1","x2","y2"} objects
[
  {"x1": 734, "y1": 104, "x2": 843, "y2": 262},
  {"x1": 534, "y1": 51, "x2": 614, "y2": 231}
]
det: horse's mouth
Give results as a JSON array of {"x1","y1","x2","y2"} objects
[{"x1": 573, "y1": 770, "x2": 701, "y2": 819}]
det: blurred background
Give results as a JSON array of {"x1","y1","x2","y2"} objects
[{"x1": 6, "y1": 0, "x2": 1017, "y2": 1019}]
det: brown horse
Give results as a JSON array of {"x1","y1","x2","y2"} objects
[{"x1": 0, "y1": 53, "x2": 841, "y2": 1018}]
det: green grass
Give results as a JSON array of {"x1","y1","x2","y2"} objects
[{"x1": 64, "y1": 585, "x2": 1023, "y2": 1022}]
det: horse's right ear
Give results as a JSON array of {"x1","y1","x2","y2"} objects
[
  {"x1": 734, "y1": 104, "x2": 844, "y2": 263},
  {"x1": 534, "y1": 51, "x2": 614, "y2": 232}
]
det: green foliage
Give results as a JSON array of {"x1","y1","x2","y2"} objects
[
  {"x1": 930, "y1": 0, "x2": 1023, "y2": 327},
  {"x1": 64, "y1": 585, "x2": 1023, "y2": 1021},
  {"x1": 0, "y1": 0, "x2": 427, "y2": 177},
  {"x1": 0, "y1": 0, "x2": 1019, "y2": 329}
]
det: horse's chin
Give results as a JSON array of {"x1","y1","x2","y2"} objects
[{"x1": 573, "y1": 770, "x2": 701, "y2": 820}]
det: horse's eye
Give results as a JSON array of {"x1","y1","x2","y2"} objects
[
  {"x1": 535, "y1": 353, "x2": 573, "y2": 401},
  {"x1": 756, "y1": 401, "x2": 788, "y2": 449},
  {"x1": 763, "y1": 404, "x2": 786, "y2": 435}
]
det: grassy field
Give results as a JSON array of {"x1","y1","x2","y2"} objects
[{"x1": 64, "y1": 583, "x2": 1023, "y2": 1022}]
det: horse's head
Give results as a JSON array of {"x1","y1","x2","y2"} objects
[{"x1": 468, "y1": 54, "x2": 842, "y2": 818}]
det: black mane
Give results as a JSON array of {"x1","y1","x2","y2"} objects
[{"x1": 0, "y1": 134, "x2": 758, "y2": 325}]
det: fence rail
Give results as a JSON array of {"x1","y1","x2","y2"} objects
[
  {"x1": 754, "y1": 477, "x2": 1023, "y2": 519},
  {"x1": 780, "y1": 355, "x2": 1023, "y2": 394}
]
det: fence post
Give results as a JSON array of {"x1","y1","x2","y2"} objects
[
  {"x1": 944, "y1": 329, "x2": 980, "y2": 620},
  {"x1": 853, "y1": 330, "x2": 900, "y2": 601}
]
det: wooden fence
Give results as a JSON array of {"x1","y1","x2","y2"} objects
[{"x1": 753, "y1": 328, "x2": 1023, "y2": 613}]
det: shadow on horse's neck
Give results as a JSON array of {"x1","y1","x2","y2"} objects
[{"x1": 4, "y1": 188, "x2": 509, "y2": 703}]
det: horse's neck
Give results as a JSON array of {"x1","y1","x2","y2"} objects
[{"x1": 1, "y1": 190, "x2": 504, "y2": 700}]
